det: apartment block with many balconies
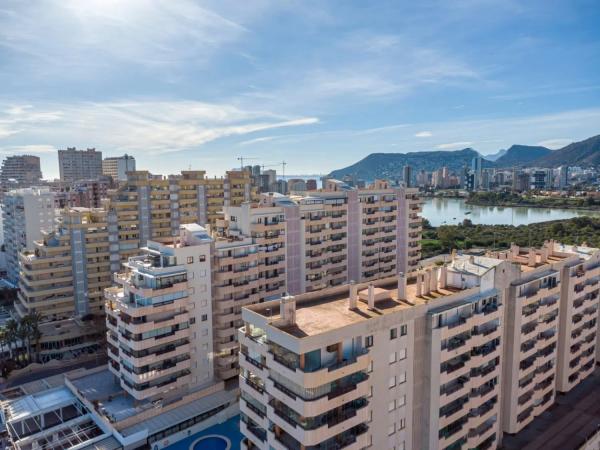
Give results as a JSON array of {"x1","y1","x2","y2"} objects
[
  {"x1": 102, "y1": 169, "x2": 255, "y2": 271},
  {"x1": 17, "y1": 207, "x2": 111, "y2": 322},
  {"x1": 490, "y1": 240, "x2": 600, "y2": 434},
  {"x1": 238, "y1": 253, "x2": 511, "y2": 450},
  {"x1": 105, "y1": 223, "x2": 216, "y2": 402}
]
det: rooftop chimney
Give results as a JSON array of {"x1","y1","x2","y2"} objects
[
  {"x1": 540, "y1": 246, "x2": 548, "y2": 264},
  {"x1": 280, "y1": 295, "x2": 296, "y2": 326},
  {"x1": 397, "y1": 272, "x2": 407, "y2": 301},
  {"x1": 367, "y1": 283, "x2": 375, "y2": 310},
  {"x1": 439, "y1": 265, "x2": 448, "y2": 289},
  {"x1": 468, "y1": 255, "x2": 475, "y2": 264},
  {"x1": 430, "y1": 267, "x2": 438, "y2": 292},
  {"x1": 416, "y1": 272, "x2": 423, "y2": 297},
  {"x1": 510, "y1": 243, "x2": 519, "y2": 259},
  {"x1": 423, "y1": 270, "x2": 431, "y2": 296},
  {"x1": 528, "y1": 248, "x2": 536, "y2": 267},
  {"x1": 349, "y1": 281, "x2": 358, "y2": 309}
]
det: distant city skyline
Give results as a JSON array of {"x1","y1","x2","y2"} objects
[{"x1": 0, "y1": 1, "x2": 599, "y2": 179}]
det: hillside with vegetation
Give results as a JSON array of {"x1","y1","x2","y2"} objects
[{"x1": 421, "y1": 216, "x2": 600, "y2": 258}]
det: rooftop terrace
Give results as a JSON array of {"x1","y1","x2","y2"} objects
[{"x1": 247, "y1": 278, "x2": 464, "y2": 338}]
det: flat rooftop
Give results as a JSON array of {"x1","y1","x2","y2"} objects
[
  {"x1": 71, "y1": 369, "x2": 141, "y2": 422},
  {"x1": 250, "y1": 279, "x2": 463, "y2": 338}
]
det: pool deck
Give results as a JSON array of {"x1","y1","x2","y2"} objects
[{"x1": 162, "y1": 415, "x2": 243, "y2": 450}]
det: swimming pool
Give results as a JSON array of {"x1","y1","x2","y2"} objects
[
  {"x1": 190, "y1": 435, "x2": 230, "y2": 450},
  {"x1": 162, "y1": 416, "x2": 242, "y2": 450}
]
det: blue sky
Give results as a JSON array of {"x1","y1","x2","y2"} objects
[{"x1": 0, "y1": 0, "x2": 599, "y2": 179}]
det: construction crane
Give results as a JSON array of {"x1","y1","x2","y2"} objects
[
  {"x1": 237, "y1": 156, "x2": 258, "y2": 171},
  {"x1": 261, "y1": 161, "x2": 287, "y2": 180}
]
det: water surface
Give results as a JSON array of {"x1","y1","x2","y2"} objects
[{"x1": 423, "y1": 197, "x2": 600, "y2": 227}]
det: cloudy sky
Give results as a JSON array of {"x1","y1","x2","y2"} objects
[{"x1": 1, "y1": 0, "x2": 599, "y2": 178}]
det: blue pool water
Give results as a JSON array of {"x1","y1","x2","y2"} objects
[
  {"x1": 162, "y1": 415, "x2": 242, "y2": 450},
  {"x1": 192, "y1": 436, "x2": 227, "y2": 450}
]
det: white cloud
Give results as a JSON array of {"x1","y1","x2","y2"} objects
[
  {"x1": 0, "y1": 145, "x2": 56, "y2": 155},
  {"x1": 0, "y1": 100, "x2": 319, "y2": 156},
  {"x1": 239, "y1": 136, "x2": 277, "y2": 146},
  {"x1": 0, "y1": 0, "x2": 248, "y2": 69},
  {"x1": 536, "y1": 138, "x2": 572, "y2": 149},
  {"x1": 415, "y1": 131, "x2": 432, "y2": 138},
  {"x1": 436, "y1": 141, "x2": 473, "y2": 149}
]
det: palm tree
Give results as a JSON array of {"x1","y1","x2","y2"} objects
[
  {"x1": 4, "y1": 319, "x2": 18, "y2": 360},
  {"x1": 23, "y1": 312, "x2": 42, "y2": 363}
]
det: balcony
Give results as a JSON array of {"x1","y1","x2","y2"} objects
[
  {"x1": 266, "y1": 349, "x2": 369, "y2": 389},
  {"x1": 269, "y1": 399, "x2": 369, "y2": 447}
]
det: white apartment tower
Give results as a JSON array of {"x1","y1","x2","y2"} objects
[
  {"x1": 2, "y1": 187, "x2": 55, "y2": 284},
  {"x1": 105, "y1": 224, "x2": 216, "y2": 401},
  {"x1": 102, "y1": 154, "x2": 136, "y2": 181}
]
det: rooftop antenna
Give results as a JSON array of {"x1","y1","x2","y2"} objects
[{"x1": 237, "y1": 156, "x2": 258, "y2": 171}]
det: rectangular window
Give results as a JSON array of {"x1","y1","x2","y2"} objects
[
  {"x1": 388, "y1": 400, "x2": 396, "y2": 412},
  {"x1": 400, "y1": 324, "x2": 407, "y2": 336},
  {"x1": 399, "y1": 371, "x2": 407, "y2": 384},
  {"x1": 366, "y1": 335, "x2": 374, "y2": 347},
  {"x1": 187, "y1": 256, "x2": 194, "y2": 264},
  {"x1": 398, "y1": 348, "x2": 407, "y2": 360},
  {"x1": 389, "y1": 352, "x2": 397, "y2": 364},
  {"x1": 398, "y1": 395, "x2": 406, "y2": 407},
  {"x1": 399, "y1": 418, "x2": 406, "y2": 430},
  {"x1": 199, "y1": 255, "x2": 206, "y2": 262},
  {"x1": 201, "y1": 314, "x2": 208, "y2": 321},
  {"x1": 389, "y1": 376, "x2": 396, "y2": 388},
  {"x1": 390, "y1": 328, "x2": 397, "y2": 340}
]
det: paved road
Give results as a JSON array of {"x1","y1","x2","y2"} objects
[
  {"x1": 0, "y1": 355, "x2": 107, "y2": 389},
  {"x1": 501, "y1": 368, "x2": 600, "y2": 450}
]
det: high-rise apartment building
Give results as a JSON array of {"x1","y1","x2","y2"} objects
[
  {"x1": 58, "y1": 147, "x2": 103, "y2": 182},
  {"x1": 403, "y1": 165, "x2": 413, "y2": 187},
  {"x1": 472, "y1": 156, "x2": 483, "y2": 190},
  {"x1": 105, "y1": 224, "x2": 217, "y2": 401},
  {"x1": 102, "y1": 154, "x2": 136, "y2": 181},
  {"x1": 558, "y1": 166, "x2": 569, "y2": 189},
  {"x1": 0, "y1": 154, "x2": 42, "y2": 197},
  {"x1": 103, "y1": 169, "x2": 255, "y2": 269},
  {"x1": 2, "y1": 187, "x2": 56, "y2": 284},
  {"x1": 210, "y1": 182, "x2": 422, "y2": 380},
  {"x1": 239, "y1": 242, "x2": 600, "y2": 450},
  {"x1": 17, "y1": 207, "x2": 111, "y2": 322},
  {"x1": 239, "y1": 254, "x2": 509, "y2": 450}
]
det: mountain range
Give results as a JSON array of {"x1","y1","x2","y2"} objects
[{"x1": 328, "y1": 134, "x2": 600, "y2": 181}]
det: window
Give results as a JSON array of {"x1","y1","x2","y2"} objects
[
  {"x1": 389, "y1": 352, "x2": 397, "y2": 364},
  {"x1": 190, "y1": 317, "x2": 196, "y2": 325},
  {"x1": 199, "y1": 255, "x2": 206, "y2": 262},
  {"x1": 398, "y1": 348, "x2": 407, "y2": 360},
  {"x1": 368, "y1": 361, "x2": 373, "y2": 373},
  {"x1": 366, "y1": 335, "x2": 374, "y2": 347},
  {"x1": 398, "y1": 395, "x2": 406, "y2": 407},
  {"x1": 399, "y1": 371, "x2": 407, "y2": 384},
  {"x1": 201, "y1": 314, "x2": 208, "y2": 321},
  {"x1": 399, "y1": 418, "x2": 406, "y2": 430},
  {"x1": 389, "y1": 376, "x2": 396, "y2": 388},
  {"x1": 388, "y1": 423, "x2": 396, "y2": 436},
  {"x1": 390, "y1": 328, "x2": 397, "y2": 340},
  {"x1": 400, "y1": 325, "x2": 407, "y2": 336},
  {"x1": 388, "y1": 400, "x2": 396, "y2": 412},
  {"x1": 187, "y1": 256, "x2": 194, "y2": 264}
]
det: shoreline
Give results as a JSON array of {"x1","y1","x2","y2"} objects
[{"x1": 464, "y1": 199, "x2": 600, "y2": 212}]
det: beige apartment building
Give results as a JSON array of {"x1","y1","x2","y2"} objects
[
  {"x1": 102, "y1": 169, "x2": 255, "y2": 270},
  {"x1": 239, "y1": 243, "x2": 600, "y2": 450},
  {"x1": 239, "y1": 254, "x2": 510, "y2": 450},
  {"x1": 211, "y1": 183, "x2": 423, "y2": 380},
  {"x1": 17, "y1": 207, "x2": 112, "y2": 322}
]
